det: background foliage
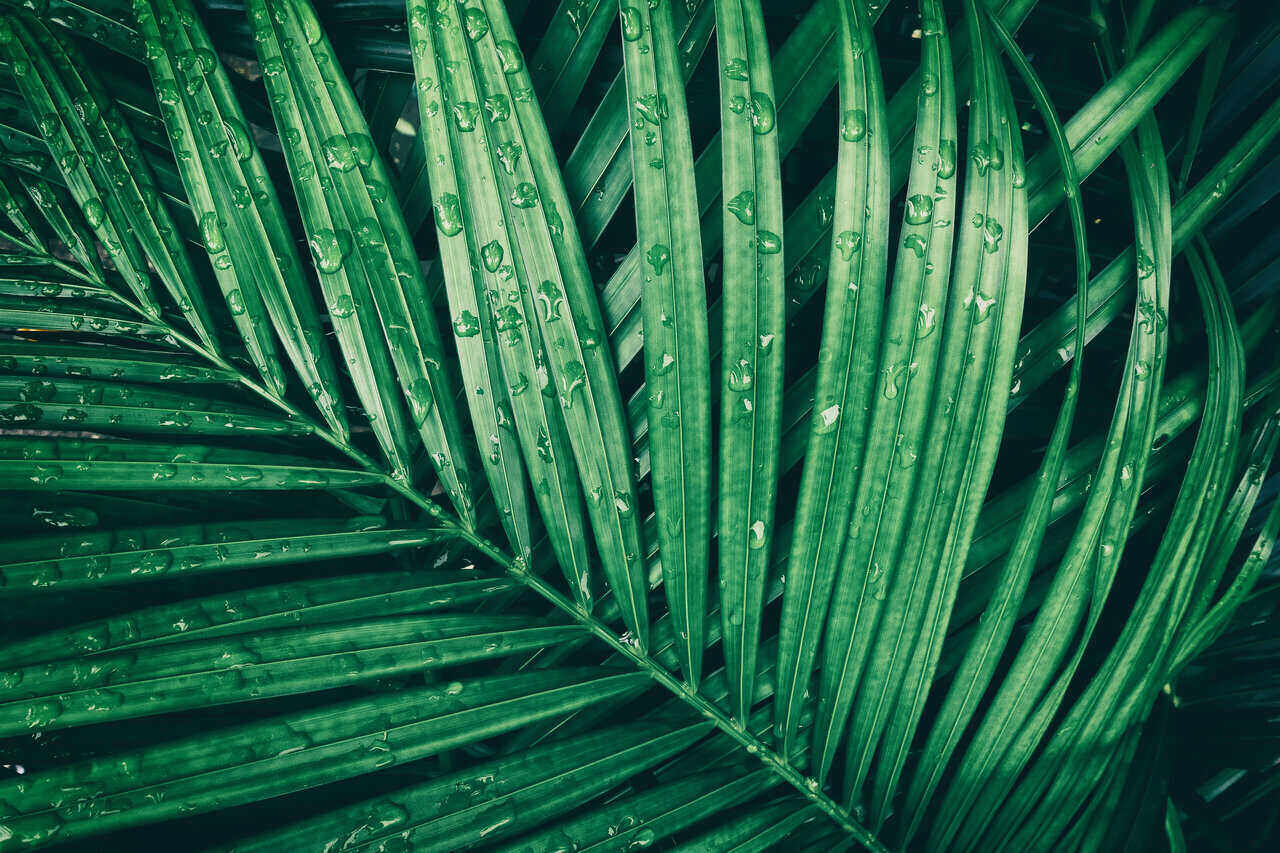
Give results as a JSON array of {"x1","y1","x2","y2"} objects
[{"x1": 0, "y1": 0, "x2": 1277, "y2": 850}]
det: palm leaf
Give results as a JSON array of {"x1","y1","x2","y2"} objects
[
  {"x1": 772, "y1": 0, "x2": 892, "y2": 756},
  {"x1": 713, "y1": 0, "x2": 785, "y2": 726},
  {"x1": 621, "y1": 0, "x2": 712, "y2": 685},
  {"x1": 0, "y1": 0, "x2": 1276, "y2": 849}
]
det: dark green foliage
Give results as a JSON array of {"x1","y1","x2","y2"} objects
[{"x1": 0, "y1": 0, "x2": 1277, "y2": 850}]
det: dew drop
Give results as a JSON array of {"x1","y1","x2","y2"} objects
[
  {"x1": 646, "y1": 243, "x2": 671, "y2": 275},
  {"x1": 481, "y1": 240, "x2": 504, "y2": 272},
  {"x1": 835, "y1": 230, "x2": 862, "y2": 261},
  {"x1": 937, "y1": 139, "x2": 957, "y2": 179},
  {"x1": 453, "y1": 310, "x2": 481, "y2": 337},
  {"x1": 749, "y1": 92, "x2": 775, "y2": 134},
  {"x1": 510, "y1": 182, "x2": 538, "y2": 208},
  {"x1": 308, "y1": 228, "x2": 352, "y2": 274},
  {"x1": 620, "y1": 6, "x2": 642, "y2": 41},
  {"x1": 434, "y1": 193, "x2": 464, "y2": 236},
  {"x1": 841, "y1": 108, "x2": 867, "y2": 142},
  {"x1": 726, "y1": 190, "x2": 755, "y2": 225}
]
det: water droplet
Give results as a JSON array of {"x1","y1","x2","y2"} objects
[
  {"x1": 917, "y1": 303, "x2": 937, "y2": 338},
  {"x1": 496, "y1": 40, "x2": 524, "y2": 74},
  {"x1": 981, "y1": 216, "x2": 1003, "y2": 254},
  {"x1": 320, "y1": 133, "x2": 374, "y2": 172},
  {"x1": 971, "y1": 140, "x2": 1004, "y2": 176},
  {"x1": 646, "y1": 243, "x2": 670, "y2": 275},
  {"x1": 965, "y1": 289, "x2": 997, "y2": 321},
  {"x1": 308, "y1": 228, "x2": 352, "y2": 274},
  {"x1": 0, "y1": 403, "x2": 42, "y2": 424},
  {"x1": 496, "y1": 140, "x2": 522, "y2": 175},
  {"x1": 749, "y1": 92, "x2": 775, "y2": 134},
  {"x1": 904, "y1": 193, "x2": 934, "y2": 225},
  {"x1": 624, "y1": 826, "x2": 656, "y2": 849},
  {"x1": 727, "y1": 190, "x2": 755, "y2": 225},
  {"x1": 223, "y1": 117, "x2": 254, "y2": 162},
  {"x1": 19, "y1": 380, "x2": 56, "y2": 402},
  {"x1": 841, "y1": 108, "x2": 867, "y2": 142},
  {"x1": 199, "y1": 211, "x2": 225, "y2": 253},
  {"x1": 634, "y1": 93, "x2": 668, "y2": 126},
  {"x1": 723, "y1": 57, "x2": 748, "y2": 80},
  {"x1": 728, "y1": 357, "x2": 753, "y2": 392},
  {"x1": 223, "y1": 466, "x2": 263, "y2": 483},
  {"x1": 756, "y1": 230, "x2": 782, "y2": 254},
  {"x1": 483, "y1": 94, "x2": 511, "y2": 123},
  {"x1": 620, "y1": 6, "x2": 642, "y2": 41},
  {"x1": 481, "y1": 240, "x2": 504, "y2": 272},
  {"x1": 1136, "y1": 251, "x2": 1155, "y2": 279},
  {"x1": 322, "y1": 294, "x2": 355, "y2": 320},
  {"x1": 462, "y1": 7, "x2": 490, "y2": 40},
  {"x1": 535, "y1": 280, "x2": 564, "y2": 321},
  {"x1": 82, "y1": 197, "x2": 105, "y2": 229},
  {"x1": 452, "y1": 101, "x2": 480, "y2": 132},
  {"x1": 510, "y1": 182, "x2": 538, "y2": 208},
  {"x1": 453, "y1": 309, "x2": 481, "y2": 337},
  {"x1": 881, "y1": 361, "x2": 919, "y2": 399},
  {"x1": 29, "y1": 464, "x2": 63, "y2": 485},
  {"x1": 937, "y1": 139, "x2": 957, "y2": 178},
  {"x1": 559, "y1": 360, "x2": 586, "y2": 406},
  {"x1": 835, "y1": 230, "x2": 862, "y2": 261},
  {"x1": 434, "y1": 193, "x2": 464, "y2": 236},
  {"x1": 1136, "y1": 300, "x2": 1166, "y2": 333},
  {"x1": 495, "y1": 305, "x2": 524, "y2": 346},
  {"x1": 816, "y1": 404, "x2": 841, "y2": 432}
]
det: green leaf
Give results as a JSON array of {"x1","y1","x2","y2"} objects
[
  {"x1": 987, "y1": 222, "x2": 1245, "y2": 853},
  {"x1": 2, "y1": 167, "x2": 101, "y2": 278},
  {"x1": 409, "y1": 0, "x2": 649, "y2": 644},
  {"x1": 0, "y1": 514, "x2": 435, "y2": 593},
  {"x1": 565, "y1": 0, "x2": 714, "y2": 251},
  {"x1": 133, "y1": 0, "x2": 351, "y2": 435},
  {"x1": 895, "y1": 2, "x2": 1091, "y2": 836},
  {"x1": 0, "y1": 339, "x2": 236, "y2": 383},
  {"x1": 0, "y1": 435, "x2": 385, "y2": 492},
  {"x1": 0, "y1": 615, "x2": 582, "y2": 736},
  {"x1": 823, "y1": 0, "x2": 1028, "y2": 806},
  {"x1": 681, "y1": 799, "x2": 825, "y2": 852},
  {"x1": 408, "y1": 0, "x2": 588, "y2": 598},
  {"x1": 0, "y1": 15, "x2": 219, "y2": 346},
  {"x1": 0, "y1": 669, "x2": 643, "y2": 848},
  {"x1": 620, "y1": 0, "x2": 712, "y2": 686},
  {"x1": 530, "y1": 0, "x2": 618, "y2": 138},
  {"x1": 229, "y1": 719, "x2": 709, "y2": 852},
  {"x1": 930, "y1": 52, "x2": 1175, "y2": 851},
  {"x1": 0, "y1": 568, "x2": 514, "y2": 665},
  {"x1": 713, "y1": 0, "x2": 786, "y2": 724},
  {"x1": 502, "y1": 765, "x2": 774, "y2": 852},
  {"x1": 773, "y1": 0, "x2": 893, "y2": 756},
  {"x1": 246, "y1": 0, "x2": 474, "y2": 512},
  {"x1": 0, "y1": 374, "x2": 306, "y2": 436}
]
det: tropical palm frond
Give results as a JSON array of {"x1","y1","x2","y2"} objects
[{"x1": 0, "y1": 0, "x2": 1278, "y2": 850}]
